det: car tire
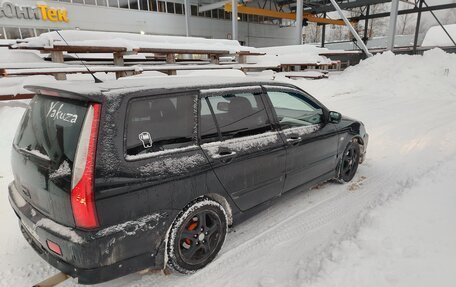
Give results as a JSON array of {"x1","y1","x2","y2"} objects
[
  {"x1": 337, "y1": 140, "x2": 360, "y2": 183},
  {"x1": 167, "y1": 197, "x2": 227, "y2": 274}
]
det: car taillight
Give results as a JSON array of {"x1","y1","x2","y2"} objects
[{"x1": 71, "y1": 103, "x2": 100, "y2": 229}]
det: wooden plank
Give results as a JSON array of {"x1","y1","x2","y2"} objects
[
  {"x1": 113, "y1": 51, "x2": 127, "y2": 79},
  {"x1": 13, "y1": 45, "x2": 128, "y2": 54},
  {"x1": 237, "y1": 51, "x2": 266, "y2": 56},
  {"x1": 0, "y1": 94, "x2": 35, "y2": 101},
  {"x1": 33, "y1": 272, "x2": 70, "y2": 287},
  {"x1": 2, "y1": 66, "x2": 138, "y2": 76},
  {"x1": 136, "y1": 47, "x2": 230, "y2": 55},
  {"x1": 50, "y1": 51, "x2": 67, "y2": 80}
]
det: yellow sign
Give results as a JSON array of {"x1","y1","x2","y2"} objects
[{"x1": 37, "y1": 4, "x2": 68, "y2": 22}]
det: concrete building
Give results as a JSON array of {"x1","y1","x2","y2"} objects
[{"x1": 0, "y1": 0, "x2": 296, "y2": 47}]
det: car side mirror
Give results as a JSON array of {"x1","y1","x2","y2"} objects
[
  {"x1": 329, "y1": 111, "x2": 342, "y2": 123},
  {"x1": 217, "y1": 102, "x2": 229, "y2": 112}
]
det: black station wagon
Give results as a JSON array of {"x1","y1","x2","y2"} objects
[{"x1": 8, "y1": 77, "x2": 368, "y2": 284}]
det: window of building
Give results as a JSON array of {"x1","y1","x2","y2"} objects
[
  {"x1": 205, "y1": 92, "x2": 271, "y2": 140},
  {"x1": 175, "y1": 3, "x2": 184, "y2": 14},
  {"x1": 108, "y1": 0, "x2": 119, "y2": 7},
  {"x1": 20, "y1": 28, "x2": 35, "y2": 39},
  {"x1": 191, "y1": 5, "x2": 197, "y2": 16},
  {"x1": 59, "y1": 0, "x2": 71, "y2": 2},
  {"x1": 4, "y1": 27, "x2": 21, "y2": 40},
  {"x1": 72, "y1": 0, "x2": 84, "y2": 3},
  {"x1": 126, "y1": 95, "x2": 195, "y2": 156},
  {"x1": 211, "y1": 9, "x2": 218, "y2": 18},
  {"x1": 129, "y1": 0, "x2": 139, "y2": 9},
  {"x1": 139, "y1": 0, "x2": 149, "y2": 10},
  {"x1": 97, "y1": 0, "x2": 108, "y2": 6},
  {"x1": 218, "y1": 9, "x2": 226, "y2": 19},
  {"x1": 158, "y1": 1, "x2": 166, "y2": 12},
  {"x1": 224, "y1": 11, "x2": 231, "y2": 20},
  {"x1": 204, "y1": 10, "x2": 211, "y2": 18},
  {"x1": 150, "y1": 0, "x2": 157, "y2": 11},
  {"x1": 0, "y1": 27, "x2": 5, "y2": 39},
  {"x1": 85, "y1": 0, "x2": 96, "y2": 5},
  {"x1": 35, "y1": 29, "x2": 50, "y2": 36},
  {"x1": 166, "y1": 2, "x2": 174, "y2": 13},
  {"x1": 119, "y1": 0, "x2": 129, "y2": 8}
]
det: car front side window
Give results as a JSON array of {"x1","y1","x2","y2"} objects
[
  {"x1": 266, "y1": 90, "x2": 323, "y2": 130},
  {"x1": 203, "y1": 92, "x2": 272, "y2": 140}
]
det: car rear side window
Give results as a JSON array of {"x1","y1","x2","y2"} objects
[
  {"x1": 125, "y1": 95, "x2": 195, "y2": 156},
  {"x1": 14, "y1": 95, "x2": 87, "y2": 165},
  {"x1": 202, "y1": 92, "x2": 272, "y2": 140}
]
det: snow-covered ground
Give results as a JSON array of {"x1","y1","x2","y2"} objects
[{"x1": 1, "y1": 48, "x2": 456, "y2": 286}]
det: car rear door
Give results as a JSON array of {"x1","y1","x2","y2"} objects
[
  {"x1": 11, "y1": 93, "x2": 92, "y2": 227},
  {"x1": 263, "y1": 86, "x2": 340, "y2": 192},
  {"x1": 198, "y1": 86, "x2": 287, "y2": 211}
]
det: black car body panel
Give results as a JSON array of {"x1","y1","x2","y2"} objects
[{"x1": 9, "y1": 77, "x2": 368, "y2": 284}]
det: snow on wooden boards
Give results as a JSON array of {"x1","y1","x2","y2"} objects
[
  {"x1": 0, "y1": 63, "x2": 280, "y2": 77},
  {"x1": 12, "y1": 45, "x2": 232, "y2": 56},
  {"x1": 0, "y1": 93, "x2": 34, "y2": 101}
]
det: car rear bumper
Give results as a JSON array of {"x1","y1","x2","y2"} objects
[{"x1": 8, "y1": 182, "x2": 176, "y2": 284}]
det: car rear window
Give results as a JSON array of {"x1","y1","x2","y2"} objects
[{"x1": 14, "y1": 95, "x2": 88, "y2": 165}]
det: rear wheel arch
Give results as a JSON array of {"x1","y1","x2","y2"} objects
[{"x1": 204, "y1": 193, "x2": 233, "y2": 226}]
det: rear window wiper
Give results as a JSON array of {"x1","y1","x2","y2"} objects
[{"x1": 17, "y1": 146, "x2": 51, "y2": 162}]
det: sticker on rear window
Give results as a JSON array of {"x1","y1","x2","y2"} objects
[
  {"x1": 46, "y1": 102, "x2": 79, "y2": 124},
  {"x1": 139, "y1": 132, "x2": 153, "y2": 148}
]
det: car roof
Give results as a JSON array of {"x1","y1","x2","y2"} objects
[{"x1": 24, "y1": 76, "x2": 294, "y2": 102}]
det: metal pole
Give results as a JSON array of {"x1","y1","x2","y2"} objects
[
  {"x1": 321, "y1": 24, "x2": 326, "y2": 47},
  {"x1": 363, "y1": 5, "x2": 370, "y2": 44},
  {"x1": 328, "y1": 0, "x2": 373, "y2": 57},
  {"x1": 296, "y1": 0, "x2": 303, "y2": 44},
  {"x1": 184, "y1": 0, "x2": 191, "y2": 37},
  {"x1": 413, "y1": 0, "x2": 423, "y2": 53},
  {"x1": 386, "y1": 0, "x2": 399, "y2": 50},
  {"x1": 232, "y1": 0, "x2": 238, "y2": 40},
  {"x1": 321, "y1": 12, "x2": 326, "y2": 47}
]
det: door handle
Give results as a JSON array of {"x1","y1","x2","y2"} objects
[
  {"x1": 286, "y1": 136, "x2": 302, "y2": 144},
  {"x1": 214, "y1": 150, "x2": 237, "y2": 163},
  {"x1": 215, "y1": 151, "x2": 237, "y2": 158}
]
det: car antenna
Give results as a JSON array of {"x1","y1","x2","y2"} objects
[{"x1": 55, "y1": 30, "x2": 103, "y2": 83}]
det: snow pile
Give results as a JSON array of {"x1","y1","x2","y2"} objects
[
  {"x1": 422, "y1": 24, "x2": 456, "y2": 47},
  {"x1": 299, "y1": 48, "x2": 456, "y2": 103},
  {"x1": 247, "y1": 45, "x2": 332, "y2": 65},
  {"x1": 15, "y1": 30, "x2": 254, "y2": 54}
]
